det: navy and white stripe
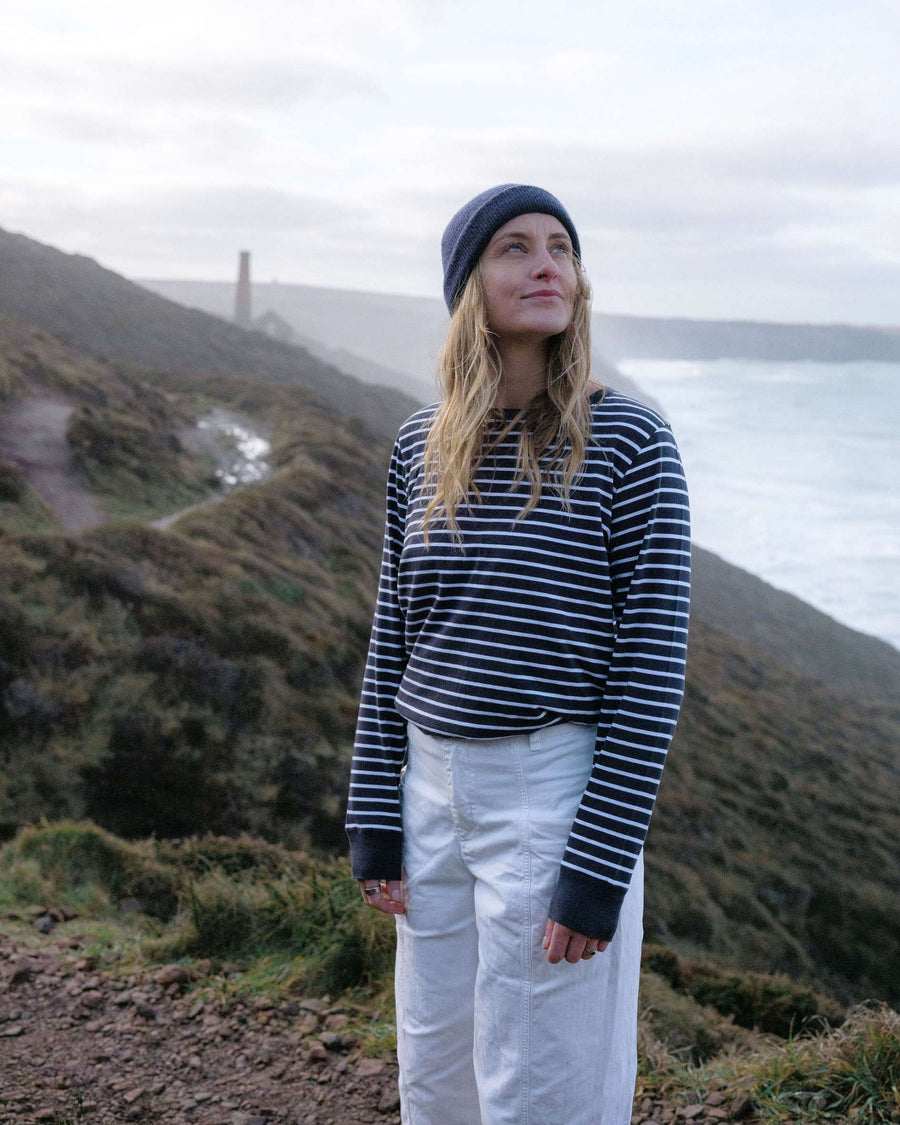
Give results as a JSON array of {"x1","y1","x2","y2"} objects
[{"x1": 346, "y1": 388, "x2": 691, "y2": 940}]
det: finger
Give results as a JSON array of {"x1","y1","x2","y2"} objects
[
  {"x1": 579, "y1": 939, "x2": 611, "y2": 960},
  {"x1": 359, "y1": 879, "x2": 382, "y2": 903},
  {"x1": 545, "y1": 922, "x2": 570, "y2": 964},
  {"x1": 358, "y1": 880, "x2": 405, "y2": 916},
  {"x1": 565, "y1": 935, "x2": 587, "y2": 963},
  {"x1": 385, "y1": 880, "x2": 406, "y2": 912},
  {"x1": 542, "y1": 918, "x2": 553, "y2": 950}
]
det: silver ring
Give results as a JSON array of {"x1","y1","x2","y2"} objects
[
  {"x1": 581, "y1": 948, "x2": 597, "y2": 958},
  {"x1": 364, "y1": 885, "x2": 381, "y2": 895}
]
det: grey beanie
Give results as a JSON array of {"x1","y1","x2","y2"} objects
[{"x1": 441, "y1": 183, "x2": 581, "y2": 311}]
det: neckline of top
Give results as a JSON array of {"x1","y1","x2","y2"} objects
[{"x1": 495, "y1": 387, "x2": 607, "y2": 417}]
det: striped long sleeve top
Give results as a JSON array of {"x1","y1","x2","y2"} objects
[{"x1": 345, "y1": 387, "x2": 691, "y2": 941}]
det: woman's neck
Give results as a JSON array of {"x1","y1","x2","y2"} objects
[{"x1": 493, "y1": 338, "x2": 548, "y2": 408}]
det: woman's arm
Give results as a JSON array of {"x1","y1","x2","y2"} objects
[
  {"x1": 549, "y1": 422, "x2": 692, "y2": 942},
  {"x1": 345, "y1": 435, "x2": 411, "y2": 885}
]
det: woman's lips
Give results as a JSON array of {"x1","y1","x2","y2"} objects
[{"x1": 522, "y1": 290, "x2": 562, "y2": 299}]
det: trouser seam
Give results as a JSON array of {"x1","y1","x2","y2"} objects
[{"x1": 515, "y1": 736, "x2": 533, "y2": 1125}]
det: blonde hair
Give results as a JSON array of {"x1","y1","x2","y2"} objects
[{"x1": 421, "y1": 259, "x2": 600, "y2": 545}]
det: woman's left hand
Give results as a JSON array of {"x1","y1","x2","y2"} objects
[{"x1": 542, "y1": 918, "x2": 609, "y2": 964}]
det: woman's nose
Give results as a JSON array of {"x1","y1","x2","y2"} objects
[{"x1": 532, "y1": 250, "x2": 559, "y2": 279}]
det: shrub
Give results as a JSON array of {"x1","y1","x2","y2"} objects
[
  {"x1": 639, "y1": 970, "x2": 763, "y2": 1066},
  {"x1": 0, "y1": 819, "x2": 178, "y2": 918},
  {"x1": 144, "y1": 855, "x2": 395, "y2": 994},
  {"x1": 751, "y1": 1002, "x2": 900, "y2": 1122},
  {"x1": 80, "y1": 708, "x2": 245, "y2": 839},
  {"x1": 642, "y1": 942, "x2": 844, "y2": 1038},
  {"x1": 154, "y1": 832, "x2": 312, "y2": 881}
]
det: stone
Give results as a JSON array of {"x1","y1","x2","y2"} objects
[
  {"x1": 357, "y1": 1058, "x2": 387, "y2": 1077},
  {"x1": 377, "y1": 1088, "x2": 401, "y2": 1113},
  {"x1": 296, "y1": 1013, "x2": 319, "y2": 1036},
  {"x1": 8, "y1": 956, "x2": 40, "y2": 984},
  {"x1": 298, "y1": 997, "x2": 330, "y2": 1012},
  {"x1": 156, "y1": 964, "x2": 192, "y2": 986}
]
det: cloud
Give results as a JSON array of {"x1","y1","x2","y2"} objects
[
  {"x1": 354, "y1": 125, "x2": 900, "y2": 241},
  {"x1": 98, "y1": 57, "x2": 383, "y2": 108},
  {"x1": 29, "y1": 109, "x2": 154, "y2": 145},
  {"x1": 2, "y1": 0, "x2": 898, "y2": 323},
  {"x1": 0, "y1": 50, "x2": 381, "y2": 109}
]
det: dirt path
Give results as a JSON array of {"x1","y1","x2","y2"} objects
[
  {"x1": 1, "y1": 918, "x2": 401, "y2": 1125},
  {"x1": 0, "y1": 396, "x2": 271, "y2": 536},
  {"x1": 0, "y1": 396, "x2": 104, "y2": 532}
]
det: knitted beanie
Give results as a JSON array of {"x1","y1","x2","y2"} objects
[{"x1": 441, "y1": 184, "x2": 581, "y2": 312}]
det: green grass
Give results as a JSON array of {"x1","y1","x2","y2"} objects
[{"x1": 749, "y1": 1003, "x2": 900, "y2": 1122}]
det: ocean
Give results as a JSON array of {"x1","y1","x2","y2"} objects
[{"x1": 617, "y1": 358, "x2": 900, "y2": 653}]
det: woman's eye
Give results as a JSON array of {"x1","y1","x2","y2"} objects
[
  {"x1": 552, "y1": 243, "x2": 571, "y2": 255},
  {"x1": 503, "y1": 241, "x2": 525, "y2": 252}
]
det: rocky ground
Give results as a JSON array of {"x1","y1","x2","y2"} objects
[
  {"x1": 1, "y1": 909, "x2": 761, "y2": 1125},
  {"x1": 1, "y1": 911, "x2": 401, "y2": 1125}
]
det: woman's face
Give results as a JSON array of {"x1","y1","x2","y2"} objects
[{"x1": 478, "y1": 212, "x2": 577, "y2": 344}]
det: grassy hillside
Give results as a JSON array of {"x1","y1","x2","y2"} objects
[
  {"x1": 650, "y1": 617, "x2": 900, "y2": 1005},
  {"x1": 691, "y1": 545, "x2": 900, "y2": 704},
  {"x1": 0, "y1": 227, "x2": 419, "y2": 442},
  {"x1": 1, "y1": 314, "x2": 898, "y2": 1013},
  {"x1": 0, "y1": 317, "x2": 392, "y2": 855},
  {"x1": 0, "y1": 315, "x2": 224, "y2": 529}
]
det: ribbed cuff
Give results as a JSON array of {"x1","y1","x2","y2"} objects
[
  {"x1": 548, "y1": 866, "x2": 628, "y2": 942},
  {"x1": 346, "y1": 827, "x2": 403, "y2": 882}
]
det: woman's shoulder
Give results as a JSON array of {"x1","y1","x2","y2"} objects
[
  {"x1": 589, "y1": 385, "x2": 673, "y2": 441},
  {"x1": 393, "y1": 402, "x2": 440, "y2": 457}
]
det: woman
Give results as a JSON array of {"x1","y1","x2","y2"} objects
[{"x1": 346, "y1": 184, "x2": 691, "y2": 1124}]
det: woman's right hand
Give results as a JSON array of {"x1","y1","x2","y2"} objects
[{"x1": 358, "y1": 878, "x2": 406, "y2": 915}]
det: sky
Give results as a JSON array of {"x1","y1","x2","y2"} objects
[{"x1": 2, "y1": 0, "x2": 899, "y2": 324}]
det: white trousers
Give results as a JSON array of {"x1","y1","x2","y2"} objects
[{"x1": 394, "y1": 720, "x2": 644, "y2": 1125}]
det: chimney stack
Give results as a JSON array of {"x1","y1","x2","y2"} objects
[{"x1": 234, "y1": 250, "x2": 252, "y2": 328}]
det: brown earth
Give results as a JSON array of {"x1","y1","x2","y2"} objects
[
  {"x1": 1, "y1": 915, "x2": 760, "y2": 1125},
  {"x1": 0, "y1": 915, "x2": 401, "y2": 1125},
  {"x1": 0, "y1": 396, "x2": 104, "y2": 533}
]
